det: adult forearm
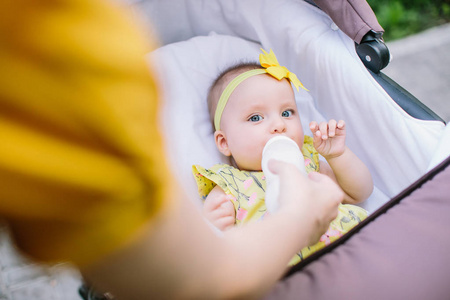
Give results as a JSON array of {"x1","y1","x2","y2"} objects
[
  {"x1": 81, "y1": 191, "x2": 308, "y2": 299},
  {"x1": 217, "y1": 210, "x2": 319, "y2": 298},
  {"x1": 82, "y1": 194, "x2": 327, "y2": 299}
]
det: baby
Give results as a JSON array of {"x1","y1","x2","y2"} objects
[{"x1": 193, "y1": 49, "x2": 373, "y2": 264}]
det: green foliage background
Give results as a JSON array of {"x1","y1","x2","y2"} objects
[{"x1": 367, "y1": 0, "x2": 450, "y2": 41}]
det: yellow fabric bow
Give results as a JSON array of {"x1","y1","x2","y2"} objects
[{"x1": 259, "y1": 48, "x2": 308, "y2": 91}]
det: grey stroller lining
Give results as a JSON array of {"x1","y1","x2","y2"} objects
[{"x1": 148, "y1": 2, "x2": 446, "y2": 212}]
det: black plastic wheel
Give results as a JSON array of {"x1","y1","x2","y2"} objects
[{"x1": 356, "y1": 30, "x2": 390, "y2": 73}]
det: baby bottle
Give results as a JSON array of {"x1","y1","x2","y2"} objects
[{"x1": 261, "y1": 136, "x2": 306, "y2": 213}]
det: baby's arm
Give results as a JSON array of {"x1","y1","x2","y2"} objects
[
  {"x1": 310, "y1": 120, "x2": 373, "y2": 204},
  {"x1": 202, "y1": 185, "x2": 236, "y2": 231}
]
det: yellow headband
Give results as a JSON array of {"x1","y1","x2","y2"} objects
[{"x1": 214, "y1": 49, "x2": 308, "y2": 131}]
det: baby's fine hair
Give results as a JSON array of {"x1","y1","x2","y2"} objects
[{"x1": 207, "y1": 61, "x2": 260, "y2": 126}]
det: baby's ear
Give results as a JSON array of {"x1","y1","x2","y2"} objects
[{"x1": 214, "y1": 131, "x2": 232, "y2": 156}]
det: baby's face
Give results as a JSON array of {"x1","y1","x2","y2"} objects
[{"x1": 217, "y1": 74, "x2": 304, "y2": 171}]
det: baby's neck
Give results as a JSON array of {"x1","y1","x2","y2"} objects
[{"x1": 232, "y1": 158, "x2": 262, "y2": 172}]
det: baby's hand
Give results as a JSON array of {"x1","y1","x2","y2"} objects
[
  {"x1": 309, "y1": 120, "x2": 346, "y2": 159},
  {"x1": 202, "y1": 186, "x2": 236, "y2": 231}
]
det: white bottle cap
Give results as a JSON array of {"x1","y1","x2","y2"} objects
[{"x1": 261, "y1": 136, "x2": 306, "y2": 213}]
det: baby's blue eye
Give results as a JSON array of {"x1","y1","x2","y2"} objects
[
  {"x1": 249, "y1": 115, "x2": 262, "y2": 122},
  {"x1": 282, "y1": 110, "x2": 293, "y2": 117}
]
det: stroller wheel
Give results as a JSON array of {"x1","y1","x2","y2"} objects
[
  {"x1": 356, "y1": 31, "x2": 390, "y2": 73},
  {"x1": 79, "y1": 283, "x2": 115, "y2": 300}
]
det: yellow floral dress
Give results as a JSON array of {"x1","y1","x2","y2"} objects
[{"x1": 193, "y1": 136, "x2": 367, "y2": 265}]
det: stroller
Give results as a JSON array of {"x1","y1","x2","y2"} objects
[
  {"x1": 79, "y1": 0, "x2": 450, "y2": 299},
  {"x1": 2, "y1": 1, "x2": 448, "y2": 300}
]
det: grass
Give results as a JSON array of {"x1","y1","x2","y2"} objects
[{"x1": 367, "y1": 0, "x2": 450, "y2": 41}]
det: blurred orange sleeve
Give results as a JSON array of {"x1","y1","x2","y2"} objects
[{"x1": 0, "y1": 0, "x2": 171, "y2": 266}]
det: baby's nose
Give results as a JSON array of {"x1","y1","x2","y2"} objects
[{"x1": 270, "y1": 118, "x2": 287, "y2": 133}]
